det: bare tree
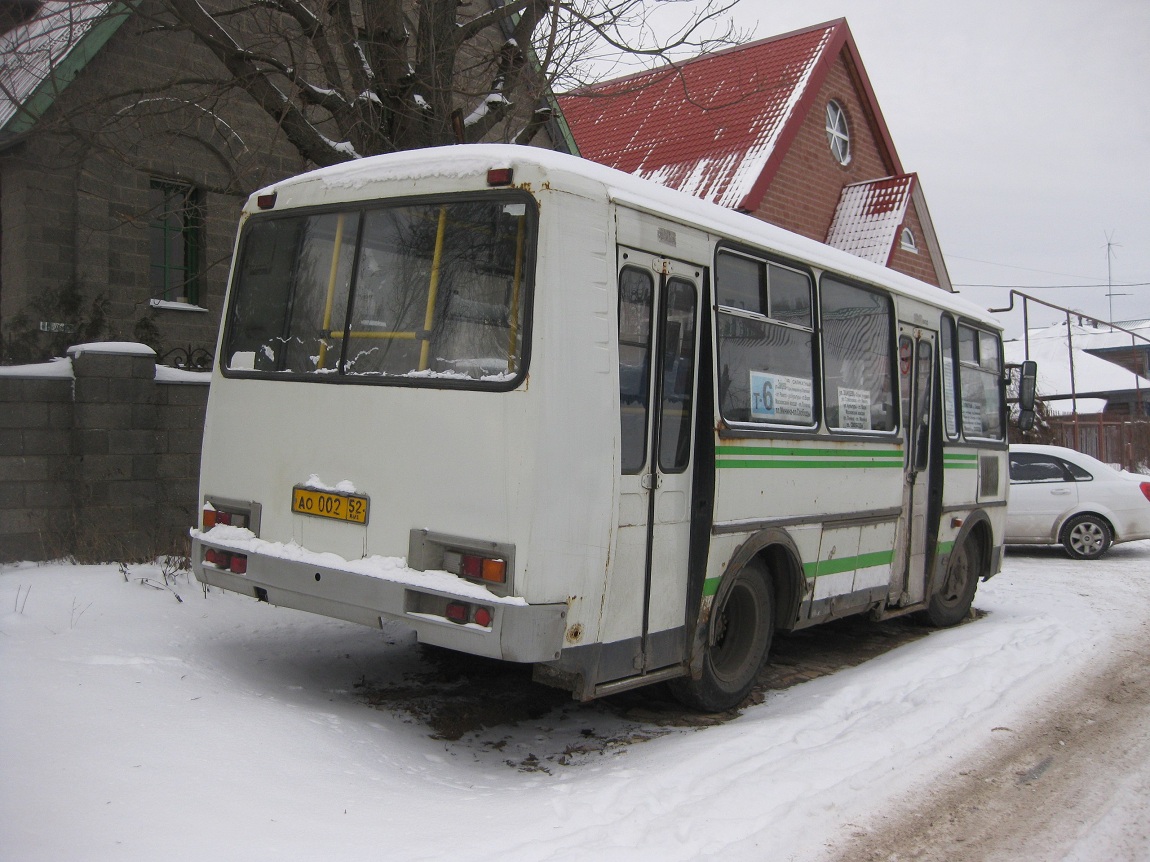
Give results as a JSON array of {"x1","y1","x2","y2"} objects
[
  {"x1": 0, "y1": 0, "x2": 743, "y2": 363},
  {"x1": 104, "y1": 0, "x2": 742, "y2": 167},
  {"x1": 172, "y1": 0, "x2": 746, "y2": 164}
]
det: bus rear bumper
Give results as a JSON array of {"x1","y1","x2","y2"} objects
[{"x1": 191, "y1": 535, "x2": 567, "y2": 663}]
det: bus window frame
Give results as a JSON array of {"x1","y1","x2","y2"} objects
[
  {"x1": 939, "y1": 314, "x2": 962, "y2": 441},
  {"x1": 712, "y1": 242, "x2": 820, "y2": 435},
  {"x1": 817, "y1": 273, "x2": 899, "y2": 439},
  {"x1": 218, "y1": 190, "x2": 539, "y2": 393},
  {"x1": 954, "y1": 318, "x2": 1007, "y2": 444}
]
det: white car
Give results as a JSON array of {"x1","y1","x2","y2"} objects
[{"x1": 1006, "y1": 444, "x2": 1150, "y2": 559}]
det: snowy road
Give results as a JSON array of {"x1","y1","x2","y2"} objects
[
  {"x1": 2, "y1": 543, "x2": 1149, "y2": 861},
  {"x1": 824, "y1": 575, "x2": 1150, "y2": 861}
]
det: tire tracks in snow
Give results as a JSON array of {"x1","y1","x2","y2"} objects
[{"x1": 823, "y1": 615, "x2": 1150, "y2": 861}]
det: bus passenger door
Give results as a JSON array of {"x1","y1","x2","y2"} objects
[
  {"x1": 607, "y1": 249, "x2": 702, "y2": 679},
  {"x1": 891, "y1": 327, "x2": 941, "y2": 606}
]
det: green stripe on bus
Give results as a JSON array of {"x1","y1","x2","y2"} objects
[
  {"x1": 802, "y1": 549, "x2": 895, "y2": 578},
  {"x1": 944, "y1": 453, "x2": 979, "y2": 470}
]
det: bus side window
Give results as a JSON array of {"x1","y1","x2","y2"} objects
[
  {"x1": 940, "y1": 317, "x2": 960, "y2": 438},
  {"x1": 658, "y1": 279, "x2": 697, "y2": 473},
  {"x1": 821, "y1": 277, "x2": 895, "y2": 433},
  {"x1": 619, "y1": 268, "x2": 655, "y2": 474},
  {"x1": 714, "y1": 251, "x2": 815, "y2": 427},
  {"x1": 957, "y1": 324, "x2": 1004, "y2": 440}
]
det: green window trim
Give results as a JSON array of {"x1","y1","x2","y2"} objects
[{"x1": 149, "y1": 179, "x2": 203, "y2": 304}]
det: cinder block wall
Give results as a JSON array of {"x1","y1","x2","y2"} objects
[
  {"x1": 0, "y1": 371, "x2": 75, "y2": 561},
  {"x1": 0, "y1": 344, "x2": 207, "y2": 563}
]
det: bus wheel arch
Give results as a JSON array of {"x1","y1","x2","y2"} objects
[
  {"x1": 925, "y1": 515, "x2": 990, "y2": 628},
  {"x1": 671, "y1": 558, "x2": 773, "y2": 711},
  {"x1": 672, "y1": 530, "x2": 803, "y2": 712}
]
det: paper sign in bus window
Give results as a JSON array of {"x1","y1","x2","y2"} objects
[
  {"x1": 837, "y1": 387, "x2": 871, "y2": 430},
  {"x1": 962, "y1": 399, "x2": 984, "y2": 436},
  {"x1": 749, "y1": 371, "x2": 813, "y2": 423}
]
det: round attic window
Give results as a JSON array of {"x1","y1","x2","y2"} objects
[{"x1": 825, "y1": 100, "x2": 851, "y2": 165}]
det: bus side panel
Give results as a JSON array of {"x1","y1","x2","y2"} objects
[
  {"x1": 521, "y1": 190, "x2": 619, "y2": 647},
  {"x1": 710, "y1": 441, "x2": 904, "y2": 618}
]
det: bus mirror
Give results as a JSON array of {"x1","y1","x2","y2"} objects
[{"x1": 1018, "y1": 360, "x2": 1038, "y2": 432}]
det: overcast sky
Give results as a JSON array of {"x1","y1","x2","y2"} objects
[
  {"x1": 618, "y1": 0, "x2": 1150, "y2": 337},
  {"x1": 732, "y1": 0, "x2": 1150, "y2": 336}
]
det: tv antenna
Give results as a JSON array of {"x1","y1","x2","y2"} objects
[{"x1": 1104, "y1": 231, "x2": 1127, "y2": 331}]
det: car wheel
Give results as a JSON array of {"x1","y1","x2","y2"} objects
[
  {"x1": 1060, "y1": 514, "x2": 1112, "y2": 560},
  {"x1": 670, "y1": 560, "x2": 773, "y2": 712},
  {"x1": 925, "y1": 532, "x2": 982, "y2": 627}
]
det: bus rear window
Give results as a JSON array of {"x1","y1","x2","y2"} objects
[{"x1": 223, "y1": 196, "x2": 535, "y2": 386}]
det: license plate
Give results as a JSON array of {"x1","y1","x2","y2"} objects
[{"x1": 291, "y1": 487, "x2": 369, "y2": 525}]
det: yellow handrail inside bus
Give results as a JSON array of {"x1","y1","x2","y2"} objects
[
  {"x1": 317, "y1": 213, "x2": 346, "y2": 369},
  {"x1": 418, "y1": 207, "x2": 449, "y2": 372},
  {"x1": 507, "y1": 214, "x2": 524, "y2": 372},
  {"x1": 329, "y1": 331, "x2": 417, "y2": 340}
]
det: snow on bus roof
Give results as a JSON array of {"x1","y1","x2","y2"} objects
[{"x1": 252, "y1": 144, "x2": 999, "y2": 330}]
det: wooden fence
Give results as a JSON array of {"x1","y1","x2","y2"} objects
[{"x1": 1048, "y1": 416, "x2": 1150, "y2": 472}]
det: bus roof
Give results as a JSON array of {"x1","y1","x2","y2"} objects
[{"x1": 248, "y1": 144, "x2": 1000, "y2": 331}]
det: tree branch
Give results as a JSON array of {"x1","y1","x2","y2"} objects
[{"x1": 165, "y1": 0, "x2": 355, "y2": 166}]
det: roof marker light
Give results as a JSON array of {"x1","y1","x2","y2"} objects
[
  {"x1": 487, "y1": 168, "x2": 513, "y2": 187},
  {"x1": 256, "y1": 192, "x2": 277, "y2": 210}
]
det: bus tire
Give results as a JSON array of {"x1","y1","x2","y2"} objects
[
  {"x1": 925, "y1": 534, "x2": 981, "y2": 627},
  {"x1": 1060, "y1": 514, "x2": 1112, "y2": 560},
  {"x1": 670, "y1": 560, "x2": 773, "y2": 712}
]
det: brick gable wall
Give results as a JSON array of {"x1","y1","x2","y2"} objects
[
  {"x1": 887, "y1": 200, "x2": 941, "y2": 284},
  {"x1": 750, "y1": 53, "x2": 941, "y2": 287}
]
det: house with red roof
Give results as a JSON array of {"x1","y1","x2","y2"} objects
[{"x1": 559, "y1": 19, "x2": 952, "y2": 291}]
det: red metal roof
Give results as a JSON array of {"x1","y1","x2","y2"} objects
[{"x1": 559, "y1": 21, "x2": 847, "y2": 211}]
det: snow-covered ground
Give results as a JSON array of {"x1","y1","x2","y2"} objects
[{"x1": 3, "y1": 543, "x2": 1149, "y2": 861}]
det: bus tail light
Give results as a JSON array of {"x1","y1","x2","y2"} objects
[
  {"x1": 408, "y1": 531, "x2": 514, "y2": 594},
  {"x1": 1140, "y1": 482, "x2": 1150, "y2": 503},
  {"x1": 229, "y1": 554, "x2": 248, "y2": 574},
  {"x1": 473, "y1": 606, "x2": 493, "y2": 628},
  {"x1": 446, "y1": 602, "x2": 469, "y2": 624},
  {"x1": 204, "y1": 548, "x2": 231, "y2": 568},
  {"x1": 446, "y1": 551, "x2": 506, "y2": 584},
  {"x1": 459, "y1": 554, "x2": 505, "y2": 583},
  {"x1": 481, "y1": 558, "x2": 506, "y2": 583},
  {"x1": 444, "y1": 601, "x2": 494, "y2": 628},
  {"x1": 202, "y1": 500, "x2": 257, "y2": 532}
]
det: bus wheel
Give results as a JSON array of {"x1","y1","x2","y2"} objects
[
  {"x1": 925, "y1": 534, "x2": 981, "y2": 627},
  {"x1": 670, "y1": 561, "x2": 773, "y2": 712}
]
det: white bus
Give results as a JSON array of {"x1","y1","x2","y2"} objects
[{"x1": 192, "y1": 144, "x2": 1014, "y2": 711}]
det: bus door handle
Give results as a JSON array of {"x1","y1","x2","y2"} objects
[{"x1": 641, "y1": 473, "x2": 661, "y2": 491}]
